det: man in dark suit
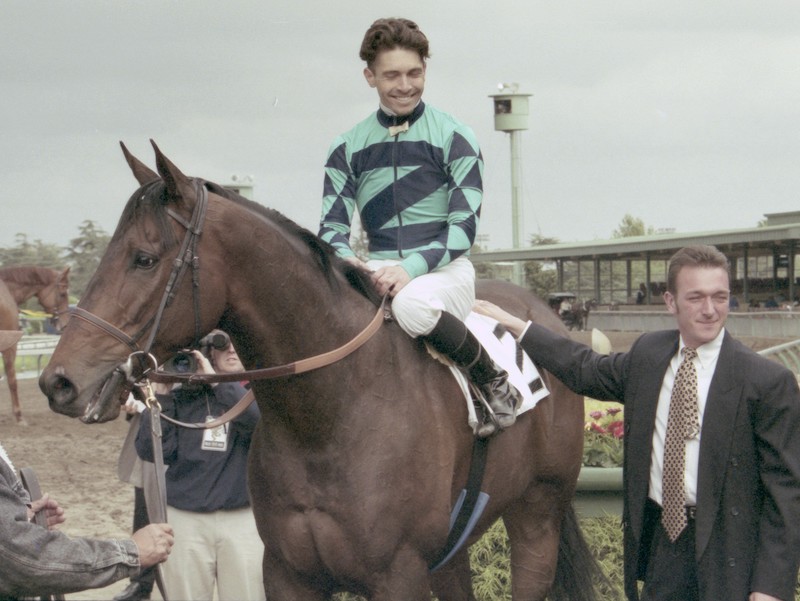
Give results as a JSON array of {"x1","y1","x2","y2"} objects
[{"x1": 475, "y1": 245, "x2": 800, "y2": 601}]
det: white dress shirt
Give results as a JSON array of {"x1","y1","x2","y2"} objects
[{"x1": 649, "y1": 328, "x2": 724, "y2": 506}]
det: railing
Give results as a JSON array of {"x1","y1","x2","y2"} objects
[
  {"x1": 758, "y1": 339, "x2": 800, "y2": 377},
  {"x1": 3, "y1": 334, "x2": 60, "y2": 380}
]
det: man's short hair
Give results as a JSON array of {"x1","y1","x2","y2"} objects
[
  {"x1": 359, "y1": 18, "x2": 430, "y2": 68},
  {"x1": 666, "y1": 245, "x2": 730, "y2": 294}
]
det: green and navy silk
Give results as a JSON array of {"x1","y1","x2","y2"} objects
[{"x1": 319, "y1": 102, "x2": 483, "y2": 279}]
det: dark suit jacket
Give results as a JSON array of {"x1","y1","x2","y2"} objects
[{"x1": 521, "y1": 324, "x2": 800, "y2": 601}]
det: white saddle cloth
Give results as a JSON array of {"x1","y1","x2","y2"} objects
[{"x1": 428, "y1": 312, "x2": 549, "y2": 434}]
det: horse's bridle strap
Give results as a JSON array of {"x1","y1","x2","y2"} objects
[
  {"x1": 149, "y1": 295, "x2": 388, "y2": 386},
  {"x1": 148, "y1": 296, "x2": 387, "y2": 430},
  {"x1": 70, "y1": 306, "x2": 140, "y2": 351}
]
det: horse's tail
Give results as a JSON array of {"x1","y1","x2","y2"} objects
[{"x1": 548, "y1": 505, "x2": 609, "y2": 601}]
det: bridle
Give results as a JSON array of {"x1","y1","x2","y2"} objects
[
  {"x1": 69, "y1": 179, "x2": 387, "y2": 426},
  {"x1": 38, "y1": 278, "x2": 70, "y2": 333},
  {"x1": 71, "y1": 179, "x2": 209, "y2": 355}
]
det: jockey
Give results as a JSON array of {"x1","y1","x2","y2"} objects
[{"x1": 319, "y1": 18, "x2": 521, "y2": 436}]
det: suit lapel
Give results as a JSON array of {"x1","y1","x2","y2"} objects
[
  {"x1": 628, "y1": 333, "x2": 678, "y2": 542},
  {"x1": 695, "y1": 331, "x2": 741, "y2": 559}
]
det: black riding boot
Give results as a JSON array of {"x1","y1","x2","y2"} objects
[{"x1": 424, "y1": 312, "x2": 521, "y2": 437}]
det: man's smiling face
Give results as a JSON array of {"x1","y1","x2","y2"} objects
[{"x1": 364, "y1": 47, "x2": 426, "y2": 116}]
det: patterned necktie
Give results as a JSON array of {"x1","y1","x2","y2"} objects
[{"x1": 662, "y1": 346, "x2": 699, "y2": 542}]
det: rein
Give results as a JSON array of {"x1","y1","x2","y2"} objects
[{"x1": 150, "y1": 295, "x2": 388, "y2": 430}]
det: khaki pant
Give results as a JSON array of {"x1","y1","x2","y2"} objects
[{"x1": 161, "y1": 505, "x2": 265, "y2": 601}]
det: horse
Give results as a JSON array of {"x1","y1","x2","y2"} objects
[
  {"x1": 563, "y1": 298, "x2": 597, "y2": 332},
  {"x1": 0, "y1": 265, "x2": 70, "y2": 424},
  {"x1": 39, "y1": 142, "x2": 599, "y2": 601}
]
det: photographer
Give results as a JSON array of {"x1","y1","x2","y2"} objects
[{"x1": 135, "y1": 330, "x2": 265, "y2": 601}]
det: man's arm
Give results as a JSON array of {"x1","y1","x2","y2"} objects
[
  {"x1": 0, "y1": 476, "x2": 140, "y2": 597},
  {"x1": 319, "y1": 138, "x2": 358, "y2": 259},
  {"x1": 749, "y1": 363, "x2": 800, "y2": 601}
]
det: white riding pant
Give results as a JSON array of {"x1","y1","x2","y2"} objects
[
  {"x1": 161, "y1": 506, "x2": 266, "y2": 601},
  {"x1": 367, "y1": 256, "x2": 475, "y2": 337}
]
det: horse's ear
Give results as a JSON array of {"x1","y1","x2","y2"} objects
[
  {"x1": 120, "y1": 142, "x2": 159, "y2": 186},
  {"x1": 150, "y1": 139, "x2": 195, "y2": 203},
  {"x1": 60, "y1": 266, "x2": 70, "y2": 282}
]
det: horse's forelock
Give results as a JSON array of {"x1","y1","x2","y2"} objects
[{"x1": 113, "y1": 179, "x2": 178, "y2": 252}]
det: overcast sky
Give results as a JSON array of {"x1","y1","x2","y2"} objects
[{"x1": 2, "y1": 0, "x2": 798, "y2": 252}]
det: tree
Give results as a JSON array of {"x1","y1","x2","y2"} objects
[
  {"x1": 524, "y1": 234, "x2": 560, "y2": 297},
  {"x1": 0, "y1": 233, "x2": 62, "y2": 268},
  {"x1": 64, "y1": 220, "x2": 110, "y2": 298},
  {"x1": 612, "y1": 214, "x2": 653, "y2": 239}
]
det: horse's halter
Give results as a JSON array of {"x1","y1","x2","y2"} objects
[
  {"x1": 69, "y1": 180, "x2": 209, "y2": 400},
  {"x1": 37, "y1": 279, "x2": 70, "y2": 333}
]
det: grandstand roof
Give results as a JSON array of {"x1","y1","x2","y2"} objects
[{"x1": 472, "y1": 213, "x2": 800, "y2": 264}]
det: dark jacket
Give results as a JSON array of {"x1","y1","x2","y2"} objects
[
  {"x1": 0, "y1": 452, "x2": 138, "y2": 598},
  {"x1": 520, "y1": 324, "x2": 800, "y2": 601},
  {"x1": 135, "y1": 382, "x2": 259, "y2": 513}
]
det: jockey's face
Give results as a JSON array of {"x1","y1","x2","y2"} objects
[{"x1": 364, "y1": 48, "x2": 426, "y2": 116}]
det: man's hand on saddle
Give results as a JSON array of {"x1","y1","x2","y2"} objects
[
  {"x1": 132, "y1": 523, "x2": 175, "y2": 568},
  {"x1": 371, "y1": 265, "x2": 411, "y2": 297},
  {"x1": 27, "y1": 493, "x2": 66, "y2": 529},
  {"x1": 473, "y1": 300, "x2": 527, "y2": 338}
]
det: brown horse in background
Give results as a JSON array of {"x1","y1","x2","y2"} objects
[
  {"x1": 40, "y1": 142, "x2": 599, "y2": 600},
  {"x1": 0, "y1": 266, "x2": 70, "y2": 424}
]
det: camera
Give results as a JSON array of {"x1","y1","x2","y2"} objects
[
  {"x1": 200, "y1": 331, "x2": 231, "y2": 352},
  {"x1": 162, "y1": 351, "x2": 198, "y2": 374},
  {"x1": 162, "y1": 331, "x2": 232, "y2": 374}
]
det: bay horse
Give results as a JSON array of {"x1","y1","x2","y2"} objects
[
  {"x1": 0, "y1": 265, "x2": 70, "y2": 424},
  {"x1": 40, "y1": 142, "x2": 598, "y2": 600}
]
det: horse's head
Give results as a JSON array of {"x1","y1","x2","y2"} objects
[
  {"x1": 40, "y1": 141, "x2": 227, "y2": 423},
  {"x1": 36, "y1": 267, "x2": 71, "y2": 332}
]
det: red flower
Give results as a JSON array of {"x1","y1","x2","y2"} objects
[
  {"x1": 606, "y1": 407, "x2": 622, "y2": 416},
  {"x1": 589, "y1": 410, "x2": 604, "y2": 420},
  {"x1": 609, "y1": 420, "x2": 625, "y2": 439},
  {"x1": 590, "y1": 422, "x2": 608, "y2": 434}
]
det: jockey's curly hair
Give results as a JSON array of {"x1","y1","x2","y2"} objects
[{"x1": 359, "y1": 18, "x2": 430, "y2": 69}]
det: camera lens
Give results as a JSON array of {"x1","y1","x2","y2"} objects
[
  {"x1": 164, "y1": 351, "x2": 197, "y2": 374},
  {"x1": 210, "y1": 332, "x2": 230, "y2": 350}
]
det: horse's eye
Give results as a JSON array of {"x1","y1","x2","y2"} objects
[{"x1": 133, "y1": 253, "x2": 158, "y2": 270}]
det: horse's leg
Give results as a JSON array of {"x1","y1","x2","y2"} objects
[
  {"x1": 502, "y1": 483, "x2": 568, "y2": 600},
  {"x1": 430, "y1": 549, "x2": 477, "y2": 601},
  {"x1": 261, "y1": 554, "x2": 329, "y2": 601},
  {"x1": 369, "y1": 546, "x2": 431, "y2": 601},
  {"x1": 2, "y1": 348, "x2": 24, "y2": 425}
]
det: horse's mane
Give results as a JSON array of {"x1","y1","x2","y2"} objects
[
  {"x1": 116, "y1": 178, "x2": 381, "y2": 306},
  {"x1": 0, "y1": 265, "x2": 59, "y2": 286}
]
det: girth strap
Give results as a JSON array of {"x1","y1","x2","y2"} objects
[{"x1": 429, "y1": 435, "x2": 491, "y2": 572}]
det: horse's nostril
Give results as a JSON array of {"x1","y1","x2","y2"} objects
[{"x1": 45, "y1": 374, "x2": 75, "y2": 403}]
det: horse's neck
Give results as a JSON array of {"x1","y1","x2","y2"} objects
[{"x1": 0, "y1": 280, "x2": 36, "y2": 305}]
